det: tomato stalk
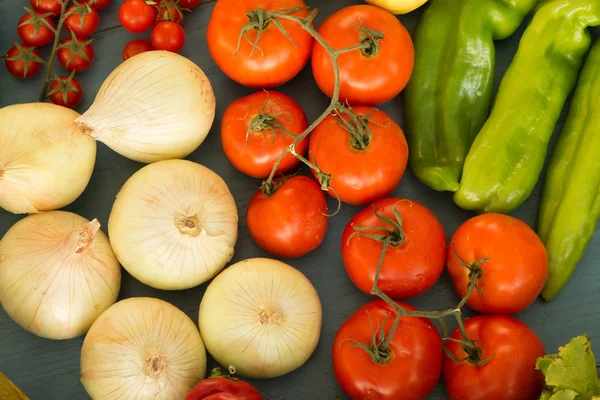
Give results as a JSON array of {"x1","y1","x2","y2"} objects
[
  {"x1": 349, "y1": 203, "x2": 494, "y2": 367},
  {"x1": 38, "y1": 0, "x2": 75, "y2": 101},
  {"x1": 235, "y1": 7, "x2": 381, "y2": 196}
]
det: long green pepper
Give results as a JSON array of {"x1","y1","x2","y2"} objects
[
  {"x1": 403, "y1": 0, "x2": 536, "y2": 193},
  {"x1": 538, "y1": 39, "x2": 600, "y2": 302},
  {"x1": 454, "y1": 0, "x2": 600, "y2": 214}
]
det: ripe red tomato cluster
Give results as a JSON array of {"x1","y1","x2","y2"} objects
[
  {"x1": 119, "y1": 0, "x2": 201, "y2": 58},
  {"x1": 211, "y1": 1, "x2": 414, "y2": 259},
  {"x1": 5, "y1": 0, "x2": 111, "y2": 108},
  {"x1": 334, "y1": 200, "x2": 549, "y2": 400}
]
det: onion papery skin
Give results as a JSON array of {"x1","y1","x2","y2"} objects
[
  {"x1": 75, "y1": 51, "x2": 216, "y2": 164},
  {"x1": 199, "y1": 258, "x2": 322, "y2": 379},
  {"x1": 0, "y1": 103, "x2": 96, "y2": 214},
  {"x1": 108, "y1": 159, "x2": 239, "y2": 290},
  {"x1": 0, "y1": 211, "x2": 121, "y2": 340},
  {"x1": 80, "y1": 297, "x2": 207, "y2": 400}
]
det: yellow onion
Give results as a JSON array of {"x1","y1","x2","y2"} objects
[
  {"x1": 75, "y1": 51, "x2": 216, "y2": 164},
  {"x1": 0, "y1": 103, "x2": 96, "y2": 214},
  {"x1": 81, "y1": 297, "x2": 207, "y2": 400},
  {"x1": 0, "y1": 211, "x2": 120, "y2": 340},
  {"x1": 199, "y1": 258, "x2": 322, "y2": 379},
  {"x1": 108, "y1": 159, "x2": 238, "y2": 290}
]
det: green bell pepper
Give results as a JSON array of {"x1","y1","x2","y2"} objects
[
  {"x1": 454, "y1": 0, "x2": 600, "y2": 214},
  {"x1": 537, "y1": 39, "x2": 600, "y2": 302},
  {"x1": 403, "y1": 0, "x2": 537, "y2": 192}
]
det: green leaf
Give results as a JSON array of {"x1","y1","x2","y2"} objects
[{"x1": 536, "y1": 335, "x2": 600, "y2": 399}]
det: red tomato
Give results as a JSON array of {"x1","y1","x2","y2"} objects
[
  {"x1": 312, "y1": 5, "x2": 414, "y2": 105},
  {"x1": 157, "y1": 1, "x2": 184, "y2": 24},
  {"x1": 180, "y1": 0, "x2": 202, "y2": 7},
  {"x1": 443, "y1": 315, "x2": 545, "y2": 400},
  {"x1": 30, "y1": 0, "x2": 61, "y2": 16},
  {"x1": 57, "y1": 36, "x2": 95, "y2": 72},
  {"x1": 308, "y1": 106, "x2": 409, "y2": 205},
  {"x1": 247, "y1": 176, "x2": 328, "y2": 258},
  {"x1": 122, "y1": 39, "x2": 154, "y2": 61},
  {"x1": 221, "y1": 91, "x2": 309, "y2": 179},
  {"x1": 85, "y1": 0, "x2": 112, "y2": 10},
  {"x1": 5, "y1": 44, "x2": 42, "y2": 79},
  {"x1": 119, "y1": 0, "x2": 157, "y2": 34},
  {"x1": 17, "y1": 11, "x2": 55, "y2": 47},
  {"x1": 447, "y1": 214, "x2": 548, "y2": 315},
  {"x1": 342, "y1": 198, "x2": 446, "y2": 299},
  {"x1": 65, "y1": 5, "x2": 100, "y2": 37},
  {"x1": 184, "y1": 371, "x2": 263, "y2": 400},
  {"x1": 333, "y1": 300, "x2": 442, "y2": 400},
  {"x1": 151, "y1": 21, "x2": 186, "y2": 53},
  {"x1": 48, "y1": 75, "x2": 83, "y2": 109},
  {"x1": 207, "y1": 0, "x2": 314, "y2": 88}
]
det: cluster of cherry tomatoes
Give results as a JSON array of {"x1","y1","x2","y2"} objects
[
  {"x1": 119, "y1": 0, "x2": 201, "y2": 59},
  {"x1": 210, "y1": 0, "x2": 552, "y2": 398},
  {"x1": 5, "y1": 0, "x2": 111, "y2": 108}
]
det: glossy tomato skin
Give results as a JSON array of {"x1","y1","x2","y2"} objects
[
  {"x1": 447, "y1": 214, "x2": 548, "y2": 315},
  {"x1": 119, "y1": 0, "x2": 157, "y2": 34},
  {"x1": 65, "y1": 5, "x2": 100, "y2": 36},
  {"x1": 312, "y1": 5, "x2": 414, "y2": 105},
  {"x1": 222, "y1": 91, "x2": 309, "y2": 179},
  {"x1": 443, "y1": 315, "x2": 545, "y2": 400},
  {"x1": 85, "y1": 0, "x2": 111, "y2": 10},
  {"x1": 308, "y1": 106, "x2": 408, "y2": 205},
  {"x1": 57, "y1": 37, "x2": 95, "y2": 72},
  {"x1": 30, "y1": 0, "x2": 61, "y2": 16},
  {"x1": 151, "y1": 22, "x2": 186, "y2": 53},
  {"x1": 207, "y1": 0, "x2": 314, "y2": 88},
  {"x1": 122, "y1": 39, "x2": 154, "y2": 61},
  {"x1": 333, "y1": 300, "x2": 442, "y2": 400},
  {"x1": 18, "y1": 12, "x2": 55, "y2": 47},
  {"x1": 5, "y1": 44, "x2": 42, "y2": 79},
  {"x1": 180, "y1": 0, "x2": 202, "y2": 7},
  {"x1": 342, "y1": 198, "x2": 446, "y2": 299},
  {"x1": 184, "y1": 376, "x2": 263, "y2": 400},
  {"x1": 49, "y1": 77, "x2": 83, "y2": 109},
  {"x1": 247, "y1": 176, "x2": 328, "y2": 258}
]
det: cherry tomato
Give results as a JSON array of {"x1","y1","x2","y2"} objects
[
  {"x1": 312, "y1": 5, "x2": 414, "y2": 105},
  {"x1": 119, "y1": 0, "x2": 157, "y2": 34},
  {"x1": 65, "y1": 5, "x2": 100, "y2": 37},
  {"x1": 151, "y1": 21, "x2": 186, "y2": 53},
  {"x1": 308, "y1": 106, "x2": 409, "y2": 206},
  {"x1": 122, "y1": 39, "x2": 154, "y2": 61},
  {"x1": 57, "y1": 36, "x2": 95, "y2": 73},
  {"x1": 180, "y1": 0, "x2": 202, "y2": 7},
  {"x1": 17, "y1": 11, "x2": 55, "y2": 47},
  {"x1": 207, "y1": 0, "x2": 314, "y2": 88},
  {"x1": 48, "y1": 75, "x2": 83, "y2": 109},
  {"x1": 221, "y1": 91, "x2": 309, "y2": 179},
  {"x1": 157, "y1": 1, "x2": 184, "y2": 24},
  {"x1": 184, "y1": 369, "x2": 264, "y2": 400},
  {"x1": 247, "y1": 176, "x2": 328, "y2": 258},
  {"x1": 342, "y1": 198, "x2": 446, "y2": 300},
  {"x1": 30, "y1": 0, "x2": 61, "y2": 16},
  {"x1": 5, "y1": 44, "x2": 42, "y2": 79},
  {"x1": 85, "y1": 0, "x2": 112, "y2": 10},
  {"x1": 333, "y1": 300, "x2": 442, "y2": 400},
  {"x1": 447, "y1": 214, "x2": 549, "y2": 315},
  {"x1": 443, "y1": 315, "x2": 545, "y2": 400}
]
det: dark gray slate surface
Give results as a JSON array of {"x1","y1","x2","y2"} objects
[{"x1": 1, "y1": 1, "x2": 599, "y2": 399}]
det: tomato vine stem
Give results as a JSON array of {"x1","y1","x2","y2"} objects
[
  {"x1": 235, "y1": 7, "x2": 374, "y2": 193},
  {"x1": 350, "y1": 203, "x2": 493, "y2": 366}
]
